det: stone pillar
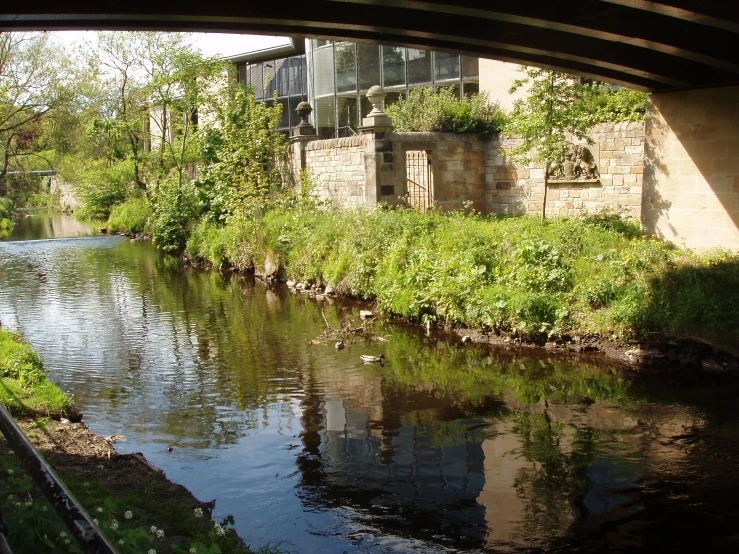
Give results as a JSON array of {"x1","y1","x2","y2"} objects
[
  {"x1": 290, "y1": 101, "x2": 319, "y2": 191},
  {"x1": 359, "y1": 86, "x2": 399, "y2": 205}
]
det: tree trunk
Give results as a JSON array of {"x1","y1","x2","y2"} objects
[{"x1": 542, "y1": 162, "x2": 550, "y2": 221}]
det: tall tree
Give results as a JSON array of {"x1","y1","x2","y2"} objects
[
  {"x1": 0, "y1": 32, "x2": 73, "y2": 185},
  {"x1": 507, "y1": 67, "x2": 590, "y2": 220}
]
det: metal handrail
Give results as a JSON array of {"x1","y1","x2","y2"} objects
[
  {"x1": 406, "y1": 177, "x2": 428, "y2": 191},
  {"x1": 0, "y1": 404, "x2": 118, "y2": 554}
]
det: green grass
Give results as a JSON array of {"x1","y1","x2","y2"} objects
[
  {"x1": 107, "y1": 197, "x2": 151, "y2": 234},
  {"x1": 186, "y1": 205, "x2": 739, "y2": 354},
  {"x1": 0, "y1": 327, "x2": 71, "y2": 416}
]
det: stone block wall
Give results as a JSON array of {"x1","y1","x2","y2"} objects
[
  {"x1": 293, "y1": 123, "x2": 646, "y2": 219},
  {"x1": 485, "y1": 122, "x2": 645, "y2": 218},
  {"x1": 302, "y1": 136, "x2": 367, "y2": 207},
  {"x1": 643, "y1": 86, "x2": 739, "y2": 251}
]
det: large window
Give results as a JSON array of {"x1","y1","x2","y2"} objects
[
  {"x1": 304, "y1": 41, "x2": 481, "y2": 137},
  {"x1": 236, "y1": 53, "x2": 309, "y2": 134}
]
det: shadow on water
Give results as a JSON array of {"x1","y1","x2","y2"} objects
[{"x1": 1, "y1": 213, "x2": 739, "y2": 552}]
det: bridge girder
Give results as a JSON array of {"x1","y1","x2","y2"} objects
[{"x1": 1, "y1": 0, "x2": 738, "y2": 92}]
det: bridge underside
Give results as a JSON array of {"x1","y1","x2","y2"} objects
[{"x1": 1, "y1": 1, "x2": 739, "y2": 92}]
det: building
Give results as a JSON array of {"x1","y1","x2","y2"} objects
[{"x1": 229, "y1": 38, "x2": 516, "y2": 138}]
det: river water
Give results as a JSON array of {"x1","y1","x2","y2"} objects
[{"x1": 1, "y1": 211, "x2": 738, "y2": 553}]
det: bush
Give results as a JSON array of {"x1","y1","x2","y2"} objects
[
  {"x1": 580, "y1": 84, "x2": 648, "y2": 124},
  {"x1": 149, "y1": 177, "x2": 199, "y2": 252},
  {"x1": 0, "y1": 197, "x2": 14, "y2": 219},
  {"x1": 108, "y1": 198, "x2": 151, "y2": 234},
  {"x1": 75, "y1": 159, "x2": 135, "y2": 220},
  {"x1": 386, "y1": 87, "x2": 507, "y2": 137}
]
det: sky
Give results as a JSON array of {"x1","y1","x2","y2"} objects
[{"x1": 49, "y1": 31, "x2": 291, "y2": 59}]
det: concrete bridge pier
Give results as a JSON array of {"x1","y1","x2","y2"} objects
[{"x1": 643, "y1": 85, "x2": 739, "y2": 251}]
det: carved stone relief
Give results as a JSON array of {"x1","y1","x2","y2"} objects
[{"x1": 548, "y1": 143, "x2": 600, "y2": 182}]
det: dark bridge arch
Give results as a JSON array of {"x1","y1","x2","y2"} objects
[{"x1": 2, "y1": 1, "x2": 738, "y2": 92}]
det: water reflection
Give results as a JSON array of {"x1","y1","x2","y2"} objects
[
  {"x1": 1, "y1": 214, "x2": 739, "y2": 552},
  {"x1": 1, "y1": 209, "x2": 97, "y2": 241}
]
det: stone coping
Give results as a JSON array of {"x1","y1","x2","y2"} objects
[{"x1": 305, "y1": 136, "x2": 365, "y2": 151}]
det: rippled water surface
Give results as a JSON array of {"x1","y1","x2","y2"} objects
[{"x1": 1, "y1": 212, "x2": 739, "y2": 553}]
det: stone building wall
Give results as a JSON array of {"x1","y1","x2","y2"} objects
[
  {"x1": 303, "y1": 136, "x2": 367, "y2": 207},
  {"x1": 485, "y1": 122, "x2": 645, "y2": 218}
]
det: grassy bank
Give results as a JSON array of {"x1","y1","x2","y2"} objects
[
  {"x1": 185, "y1": 205, "x2": 739, "y2": 355},
  {"x1": 0, "y1": 197, "x2": 15, "y2": 237},
  {"x1": 0, "y1": 326, "x2": 255, "y2": 554}
]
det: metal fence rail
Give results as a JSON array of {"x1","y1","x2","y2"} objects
[
  {"x1": 0, "y1": 403, "x2": 118, "y2": 554},
  {"x1": 405, "y1": 150, "x2": 433, "y2": 211}
]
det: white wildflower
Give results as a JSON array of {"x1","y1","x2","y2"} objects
[
  {"x1": 7, "y1": 469, "x2": 13, "y2": 475},
  {"x1": 93, "y1": 518, "x2": 99, "y2": 525},
  {"x1": 8, "y1": 450, "x2": 13, "y2": 455},
  {"x1": 65, "y1": 539, "x2": 71, "y2": 545},
  {"x1": 118, "y1": 539, "x2": 125, "y2": 545},
  {"x1": 42, "y1": 505, "x2": 48, "y2": 512},
  {"x1": 59, "y1": 531, "x2": 67, "y2": 538},
  {"x1": 156, "y1": 528, "x2": 165, "y2": 539},
  {"x1": 109, "y1": 519, "x2": 119, "y2": 531},
  {"x1": 148, "y1": 550, "x2": 157, "y2": 554},
  {"x1": 6, "y1": 495, "x2": 13, "y2": 501},
  {"x1": 124, "y1": 510, "x2": 133, "y2": 519},
  {"x1": 189, "y1": 548, "x2": 197, "y2": 554},
  {"x1": 193, "y1": 507, "x2": 203, "y2": 518},
  {"x1": 149, "y1": 525, "x2": 158, "y2": 534},
  {"x1": 96, "y1": 507, "x2": 103, "y2": 513},
  {"x1": 24, "y1": 499, "x2": 33, "y2": 507},
  {"x1": 214, "y1": 523, "x2": 225, "y2": 537}
]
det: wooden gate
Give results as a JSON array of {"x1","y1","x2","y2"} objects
[{"x1": 405, "y1": 150, "x2": 433, "y2": 210}]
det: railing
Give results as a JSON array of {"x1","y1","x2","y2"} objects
[{"x1": 0, "y1": 403, "x2": 118, "y2": 554}]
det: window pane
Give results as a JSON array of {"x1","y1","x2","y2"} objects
[
  {"x1": 407, "y1": 48, "x2": 432, "y2": 84},
  {"x1": 434, "y1": 51, "x2": 460, "y2": 82},
  {"x1": 335, "y1": 42, "x2": 357, "y2": 93},
  {"x1": 313, "y1": 45, "x2": 335, "y2": 98},
  {"x1": 287, "y1": 56, "x2": 304, "y2": 96},
  {"x1": 357, "y1": 43, "x2": 380, "y2": 91},
  {"x1": 315, "y1": 95, "x2": 335, "y2": 138},
  {"x1": 337, "y1": 94, "x2": 359, "y2": 136},
  {"x1": 249, "y1": 63, "x2": 264, "y2": 100},
  {"x1": 237, "y1": 63, "x2": 246, "y2": 86},
  {"x1": 360, "y1": 94, "x2": 373, "y2": 120},
  {"x1": 463, "y1": 81, "x2": 479, "y2": 97},
  {"x1": 382, "y1": 46, "x2": 405, "y2": 88},
  {"x1": 461, "y1": 56, "x2": 479, "y2": 79},
  {"x1": 436, "y1": 83, "x2": 460, "y2": 99},
  {"x1": 384, "y1": 91, "x2": 405, "y2": 108},
  {"x1": 311, "y1": 39, "x2": 331, "y2": 49},
  {"x1": 274, "y1": 58, "x2": 289, "y2": 97},
  {"x1": 301, "y1": 56, "x2": 308, "y2": 96},
  {"x1": 276, "y1": 97, "x2": 290, "y2": 130},
  {"x1": 264, "y1": 60, "x2": 276, "y2": 98}
]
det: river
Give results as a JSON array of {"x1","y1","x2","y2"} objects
[{"x1": 1, "y1": 210, "x2": 738, "y2": 553}]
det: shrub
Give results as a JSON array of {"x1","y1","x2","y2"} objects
[
  {"x1": 580, "y1": 84, "x2": 648, "y2": 124},
  {"x1": 149, "y1": 177, "x2": 199, "y2": 252},
  {"x1": 386, "y1": 87, "x2": 507, "y2": 137},
  {"x1": 0, "y1": 197, "x2": 14, "y2": 219},
  {"x1": 108, "y1": 198, "x2": 151, "y2": 234},
  {"x1": 75, "y1": 159, "x2": 135, "y2": 220}
]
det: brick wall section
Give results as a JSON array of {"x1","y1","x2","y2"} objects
[
  {"x1": 303, "y1": 136, "x2": 367, "y2": 207},
  {"x1": 643, "y1": 86, "x2": 739, "y2": 251},
  {"x1": 485, "y1": 122, "x2": 645, "y2": 218}
]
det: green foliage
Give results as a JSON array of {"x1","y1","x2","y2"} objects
[
  {"x1": 186, "y1": 205, "x2": 739, "y2": 350},
  {"x1": 580, "y1": 84, "x2": 648, "y2": 124},
  {"x1": 385, "y1": 87, "x2": 506, "y2": 137},
  {"x1": 196, "y1": 86, "x2": 288, "y2": 223},
  {"x1": 75, "y1": 159, "x2": 134, "y2": 221},
  {"x1": 506, "y1": 67, "x2": 591, "y2": 168},
  {"x1": 107, "y1": 197, "x2": 150, "y2": 234},
  {"x1": 0, "y1": 327, "x2": 71, "y2": 416},
  {"x1": 0, "y1": 197, "x2": 14, "y2": 219},
  {"x1": 148, "y1": 177, "x2": 199, "y2": 252}
]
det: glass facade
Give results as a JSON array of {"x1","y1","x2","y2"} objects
[
  {"x1": 235, "y1": 54, "x2": 308, "y2": 134},
  {"x1": 234, "y1": 42, "x2": 480, "y2": 139},
  {"x1": 308, "y1": 40, "x2": 481, "y2": 138}
]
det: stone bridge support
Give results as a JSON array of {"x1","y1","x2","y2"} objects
[{"x1": 643, "y1": 86, "x2": 739, "y2": 251}]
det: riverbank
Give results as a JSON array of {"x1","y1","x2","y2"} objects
[
  {"x1": 184, "y1": 205, "x2": 739, "y2": 368},
  {"x1": 0, "y1": 327, "x2": 253, "y2": 554}
]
